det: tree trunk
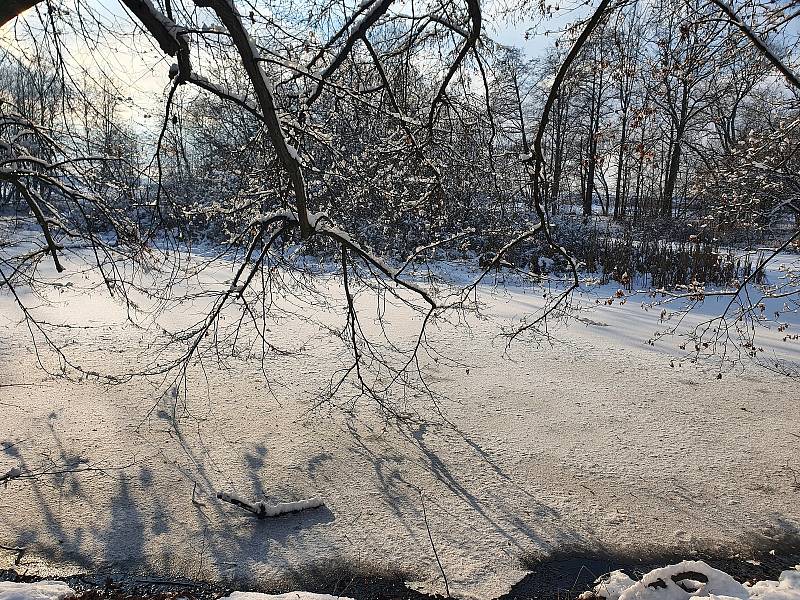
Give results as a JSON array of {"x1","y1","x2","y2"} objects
[
  {"x1": 551, "y1": 153, "x2": 562, "y2": 215},
  {"x1": 662, "y1": 136, "x2": 683, "y2": 220},
  {"x1": 0, "y1": 0, "x2": 43, "y2": 26},
  {"x1": 614, "y1": 113, "x2": 628, "y2": 219},
  {"x1": 583, "y1": 147, "x2": 596, "y2": 217}
]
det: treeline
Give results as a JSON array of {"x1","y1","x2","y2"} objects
[{"x1": 1, "y1": 0, "x2": 798, "y2": 287}]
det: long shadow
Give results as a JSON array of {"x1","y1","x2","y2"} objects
[
  {"x1": 135, "y1": 398, "x2": 337, "y2": 576},
  {"x1": 5, "y1": 378, "x2": 800, "y2": 597},
  {"x1": 0, "y1": 419, "x2": 145, "y2": 573},
  {"x1": 100, "y1": 478, "x2": 145, "y2": 567},
  {"x1": 339, "y1": 417, "x2": 418, "y2": 533},
  {"x1": 402, "y1": 420, "x2": 571, "y2": 554},
  {"x1": 3, "y1": 403, "x2": 336, "y2": 581}
]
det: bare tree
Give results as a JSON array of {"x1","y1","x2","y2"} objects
[{"x1": 1, "y1": 0, "x2": 799, "y2": 397}]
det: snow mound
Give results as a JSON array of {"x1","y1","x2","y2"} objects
[
  {"x1": 586, "y1": 561, "x2": 800, "y2": 600},
  {"x1": 0, "y1": 582, "x2": 75, "y2": 600},
  {"x1": 0, "y1": 585, "x2": 351, "y2": 600},
  {"x1": 220, "y1": 593, "x2": 354, "y2": 600},
  {"x1": 749, "y1": 569, "x2": 800, "y2": 600}
]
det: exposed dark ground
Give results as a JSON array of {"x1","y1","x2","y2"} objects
[{"x1": 3, "y1": 543, "x2": 800, "y2": 600}]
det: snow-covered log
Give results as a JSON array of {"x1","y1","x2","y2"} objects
[{"x1": 217, "y1": 492, "x2": 324, "y2": 519}]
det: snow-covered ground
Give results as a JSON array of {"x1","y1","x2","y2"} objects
[{"x1": 1, "y1": 247, "x2": 800, "y2": 599}]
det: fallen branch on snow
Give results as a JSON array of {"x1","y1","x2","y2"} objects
[{"x1": 217, "y1": 492, "x2": 324, "y2": 519}]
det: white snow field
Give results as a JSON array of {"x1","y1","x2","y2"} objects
[{"x1": 1, "y1": 248, "x2": 800, "y2": 599}]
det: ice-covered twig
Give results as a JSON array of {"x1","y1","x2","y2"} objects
[{"x1": 217, "y1": 492, "x2": 324, "y2": 519}]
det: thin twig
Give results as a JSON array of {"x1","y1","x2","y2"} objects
[{"x1": 420, "y1": 490, "x2": 450, "y2": 598}]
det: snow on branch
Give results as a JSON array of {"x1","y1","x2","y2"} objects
[
  {"x1": 217, "y1": 492, "x2": 325, "y2": 519},
  {"x1": 195, "y1": 0, "x2": 312, "y2": 237},
  {"x1": 306, "y1": 0, "x2": 396, "y2": 106},
  {"x1": 709, "y1": 0, "x2": 800, "y2": 92}
]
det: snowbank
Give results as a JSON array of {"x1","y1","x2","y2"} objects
[
  {"x1": 749, "y1": 570, "x2": 800, "y2": 600},
  {"x1": 0, "y1": 587, "x2": 350, "y2": 600},
  {"x1": 0, "y1": 565, "x2": 798, "y2": 600},
  {"x1": 0, "y1": 582, "x2": 75, "y2": 600},
  {"x1": 586, "y1": 561, "x2": 800, "y2": 600}
]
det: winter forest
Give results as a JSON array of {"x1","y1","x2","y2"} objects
[{"x1": 1, "y1": 0, "x2": 800, "y2": 598}]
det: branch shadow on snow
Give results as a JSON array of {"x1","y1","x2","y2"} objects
[
  {"x1": 1, "y1": 397, "x2": 339, "y2": 582},
  {"x1": 4, "y1": 378, "x2": 800, "y2": 597},
  {"x1": 403, "y1": 420, "x2": 579, "y2": 550},
  {"x1": 135, "y1": 402, "x2": 340, "y2": 578},
  {"x1": 0, "y1": 422, "x2": 145, "y2": 573}
]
